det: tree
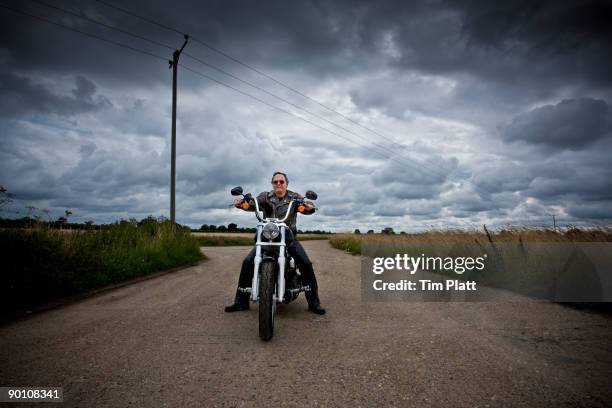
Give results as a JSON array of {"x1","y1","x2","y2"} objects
[
  {"x1": 354, "y1": 229, "x2": 361, "y2": 234},
  {"x1": 367, "y1": 229, "x2": 374, "y2": 234},
  {"x1": 228, "y1": 223, "x2": 238, "y2": 232},
  {"x1": 382, "y1": 227, "x2": 395, "y2": 234},
  {"x1": 217, "y1": 225, "x2": 227, "y2": 232}
]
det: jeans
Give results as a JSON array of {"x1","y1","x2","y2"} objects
[{"x1": 233, "y1": 240, "x2": 321, "y2": 307}]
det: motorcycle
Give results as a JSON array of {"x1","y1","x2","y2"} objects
[{"x1": 230, "y1": 186, "x2": 318, "y2": 341}]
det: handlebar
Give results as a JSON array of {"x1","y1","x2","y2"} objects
[
  {"x1": 252, "y1": 194, "x2": 265, "y2": 222},
  {"x1": 253, "y1": 194, "x2": 296, "y2": 223},
  {"x1": 279, "y1": 201, "x2": 296, "y2": 222},
  {"x1": 236, "y1": 194, "x2": 311, "y2": 223}
]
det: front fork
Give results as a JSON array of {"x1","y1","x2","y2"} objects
[
  {"x1": 277, "y1": 228, "x2": 286, "y2": 303},
  {"x1": 251, "y1": 225, "x2": 262, "y2": 301},
  {"x1": 250, "y1": 225, "x2": 286, "y2": 303}
]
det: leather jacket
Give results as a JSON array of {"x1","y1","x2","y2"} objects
[{"x1": 244, "y1": 190, "x2": 314, "y2": 234}]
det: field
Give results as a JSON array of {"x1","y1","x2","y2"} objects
[
  {"x1": 192, "y1": 232, "x2": 330, "y2": 246},
  {"x1": 330, "y1": 227, "x2": 612, "y2": 255},
  {"x1": 330, "y1": 227, "x2": 612, "y2": 303}
]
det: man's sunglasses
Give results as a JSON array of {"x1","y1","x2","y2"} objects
[{"x1": 272, "y1": 180, "x2": 285, "y2": 185}]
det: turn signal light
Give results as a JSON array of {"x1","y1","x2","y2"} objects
[
  {"x1": 298, "y1": 205, "x2": 306, "y2": 213},
  {"x1": 241, "y1": 202, "x2": 250, "y2": 210}
]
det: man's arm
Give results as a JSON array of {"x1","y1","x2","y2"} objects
[
  {"x1": 234, "y1": 192, "x2": 267, "y2": 212},
  {"x1": 301, "y1": 201, "x2": 316, "y2": 215},
  {"x1": 296, "y1": 193, "x2": 316, "y2": 215}
]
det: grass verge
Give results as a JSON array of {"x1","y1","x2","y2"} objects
[{"x1": 1, "y1": 219, "x2": 204, "y2": 317}]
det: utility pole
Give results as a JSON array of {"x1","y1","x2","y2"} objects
[
  {"x1": 169, "y1": 35, "x2": 189, "y2": 227},
  {"x1": 549, "y1": 213, "x2": 557, "y2": 231}
]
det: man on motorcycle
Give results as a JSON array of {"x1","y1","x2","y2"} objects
[{"x1": 224, "y1": 171, "x2": 326, "y2": 315}]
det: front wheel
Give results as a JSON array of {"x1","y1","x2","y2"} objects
[{"x1": 258, "y1": 260, "x2": 276, "y2": 341}]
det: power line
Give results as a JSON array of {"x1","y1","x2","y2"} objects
[
  {"x1": 0, "y1": 4, "x2": 438, "y2": 181},
  {"x1": 29, "y1": 0, "x2": 393, "y2": 156},
  {"x1": 181, "y1": 53, "x2": 460, "y2": 185},
  {"x1": 0, "y1": 3, "x2": 167, "y2": 63},
  {"x1": 192, "y1": 42, "x2": 460, "y2": 180},
  {"x1": 178, "y1": 59, "x2": 464, "y2": 188},
  {"x1": 90, "y1": 0, "x2": 461, "y2": 175},
  {"x1": 178, "y1": 63, "x2": 435, "y2": 172},
  {"x1": 92, "y1": 0, "x2": 184, "y2": 36},
  {"x1": 88, "y1": 0, "x2": 489, "y2": 193},
  {"x1": 28, "y1": 0, "x2": 175, "y2": 51},
  {"x1": 2, "y1": 2, "x2": 483, "y2": 197},
  {"x1": 19, "y1": 0, "x2": 462, "y2": 189}
]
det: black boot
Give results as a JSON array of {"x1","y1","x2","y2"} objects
[
  {"x1": 307, "y1": 292, "x2": 326, "y2": 315},
  {"x1": 306, "y1": 287, "x2": 325, "y2": 315},
  {"x1": 308, "y1": 303, "x2": 326, "y2": 315},
  {"x1": 225, "y1": 291, "x2": 250, "y2": 313},
  {"x1": 225, "y1": 302, "x2": 249, "y2": 312}
]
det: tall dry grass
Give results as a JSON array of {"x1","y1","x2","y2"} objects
[
  {"x1": 331, "y1": 227, "x2": 612, "y2": 302},
  {"x1": 330, "y1": 227, "x2": 612, "y2": 255}
]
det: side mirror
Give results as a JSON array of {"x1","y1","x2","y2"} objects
[
  {"x1": 305, "y1": 190, "x2": 318, "y2": 200},
  {"x1": 231, "y1": 186, "x2": 243, "y2": 196}
]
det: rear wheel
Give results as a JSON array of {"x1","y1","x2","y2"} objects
[{"x1": 258, "y1": 260, "x2": 276, "y2": 341}]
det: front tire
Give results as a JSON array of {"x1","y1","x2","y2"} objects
[{"x1": 258, "y1": 260, "x2": 276, "y2": 341}]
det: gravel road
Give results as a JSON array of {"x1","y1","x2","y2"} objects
[{"x1": 1, "y1": 240, "x2": 611, "y2": 407}]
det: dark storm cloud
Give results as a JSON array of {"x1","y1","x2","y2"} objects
[
  {"x1": 502, "y1": 98, "x2": 611, "y2": 149},
  {"x1": 456, "y1": 0, "x2": 612, "y2": 86},
  {"x1": 2, "y1": 0, "x2": 609, "y2": 87},
  {"x1": 470, "y1": 162, "x2": 533, "y2": 194},
  {"x1": 488, "y1": 98, "x2": 612, "y2": 218},
  {"x1": 463, "y1": 133, "x2": 612, "y2": 224},
  {"x1": 0, "y1": 72, "x2": 111, "y2": 117},
  {"x1": 567, "y1": 202, "x2": 612, "y2": 220}
]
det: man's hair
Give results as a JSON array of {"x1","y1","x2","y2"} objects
[{"x1": 271, "y1": 171, "x2": 289, "y2": 184}]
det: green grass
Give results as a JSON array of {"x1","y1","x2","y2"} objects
[{"x1": 1, "y1": 219, "x2": 204, "y2": 316}]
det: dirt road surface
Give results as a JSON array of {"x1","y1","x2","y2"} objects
[{"x1": 1, "y1": 241, "x2": 611, "y2": 407}]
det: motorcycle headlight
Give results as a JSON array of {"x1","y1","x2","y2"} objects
[{"x1": 262, "y1": 222, "x2": 280, "y2": 240}]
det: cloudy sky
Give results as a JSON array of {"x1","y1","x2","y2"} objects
[{"x1": 1, "y1": 0, "x2": 611, "y2": 232}]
